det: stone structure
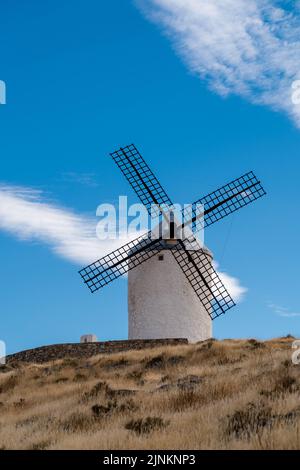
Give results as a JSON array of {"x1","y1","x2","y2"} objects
[
  {"x1": 80, "y1": 334, "x2": 98, "y2": 343},
  {"x1": 6, "y1": 338, "x2": 188, "y2": 364}
]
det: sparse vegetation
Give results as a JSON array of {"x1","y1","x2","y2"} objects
[
  {"x1": 0, "y1": 337, "x2": 299, "y2": 449},
  {"x1": 225, "y1": 402, "x2": 273, "y2": 439},
  {"x1": 125, "y1": 416, "x2": 169, "y2": 434}
]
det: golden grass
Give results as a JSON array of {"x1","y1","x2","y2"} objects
[{"x1": 0, "y1": 337, "x2": 299, "y2": 450}]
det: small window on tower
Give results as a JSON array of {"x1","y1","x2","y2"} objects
[{"x1": 158, "y1": 254, "x2": 164, "y2": 261}]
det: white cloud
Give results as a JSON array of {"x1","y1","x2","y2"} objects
[
  {"x1": 268, "y1": 302, "x2": 300, "y2": 317},
  {"x1": 214, "y1": 261, "x2": 247, "y2": 303},
  {"x1": 0, "y1": 184, "x2": 139, "y2": 266},
  {"x1": 0, "y1": 183, "x2": 247, "y2": 301},
  {"x1": 136, "y1": 0, "x2": 300, "y2": 127}
]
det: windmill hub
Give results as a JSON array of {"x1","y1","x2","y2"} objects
[{"x1": 79, "y1": 144, "x2": 266, "y2": 343}]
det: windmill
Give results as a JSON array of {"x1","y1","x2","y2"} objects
[{"x1": 79, "y1": 144, "x2": 266, "y2": 342}]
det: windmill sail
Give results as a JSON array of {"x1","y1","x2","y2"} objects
[
  {"x1": 110, "y1": 144, "x2": 172, "y2": 218},
  {"x1": 184, "y1": 171, "x2": 266, "y2": 232},
  {"x1": 79, "y1": 232, "x2": 163, "y2": 293},
  {"x1": 79, "y1": 143, "x2": 266, "y2": 321},
  {"x1": 173, "y1": 238, "x2": 235, "y2": 319}
]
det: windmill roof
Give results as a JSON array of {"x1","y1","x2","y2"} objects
[{"x1": 128, "y1": 237, "x2": 213, "y2": 258}]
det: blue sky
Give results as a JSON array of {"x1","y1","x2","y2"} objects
[{"x1": 0, "y1": 0, "x2": 300, "y2": 354}]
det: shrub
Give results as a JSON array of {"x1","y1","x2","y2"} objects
[
  {"x1": 144, "y1": 354, "x2": 184, "y2": 370},
  {"x1": 144, "y1": 355, "x2": 165, "y2": 369},
  {"x1": 30, "y1": 439, "x2": 51, "y2": 450},
  {"x1": 54, "y1": 377, "x2": 69, "y2": 383},
  {"x1": 274, "y1": 374, "x2": 297, "y2": 394},
  {"x1": 225, "y1": 402, "x2": 272, "y2": 439},
  {"x1": 61, "y1": 412, "x2": 94, "y2": 432},
  {"x1": 13, "y1": 398, "x2": 26, "y2": 408},
  {"x1": 126, "y1": 369, "x2": 143, "y2": 383},
  {"x1": 82, "y1": 381, "x2": 110, "y2": 401},
  {"x1": 106, "y1": 388, "x2": 136, "y2": 399},
  {"x1": 125, "y1": 416, "x2": 169, "y2": 435},
  {"x1": 247, "y1": 339, "x2": 265, "y2": 349},
  {"x1": 177, "y1": 375, "x2": 202, "y2": 390},
  {"x1": 73, "y1": 373, "x2": 88, "y2": 382},
  {"x1": 91, "y1": 402, "x2": 114, "y2": 417},
  {"x1": 197, "y1": 339, "x2": 215, "y2": 350},
  {"x1": 260, "y1": 366, "x2": 298, "y2": 399},
  {"x1": 104, "y1": 358, "x2": 129, "y2": 370},
  {"x1": 0, "y1": 374, "x2": 19, "y2": 393},
  {"x1": 118, "y1": 399, "x2": 138, "y2": 413},
  {"x1": 92, "y1": 398, "x2": 138, "y2": 417},
  {"x1": 169, "y1": 389, "x2": 200, "y2": 412}
]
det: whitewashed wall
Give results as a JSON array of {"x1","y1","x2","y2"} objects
[{"x1": 128, "y1": 248, "x2": 212, "y2": 343}]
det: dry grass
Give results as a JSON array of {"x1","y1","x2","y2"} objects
[{"x1": 0, "y1": 337, "x2": 299, "y2": 450}]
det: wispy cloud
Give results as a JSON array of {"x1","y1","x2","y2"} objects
[
  {"x1": 136, "y1": 0, "x2": 300, "y2": 127},
  {"x1": 0, "y1": 183, "x2": 246, "y2": 301},
  {"x1": 59, "y1": 172, "x2": 99, "y2": 188},
  {"x1": 0, "y1": 184, "x2": 137, "y2": 266},
  {"x1": 268, "y1": 302, "x2": 300, "y2": 317}
]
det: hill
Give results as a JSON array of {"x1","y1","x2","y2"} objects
[{"x1": 0, "y1": 337, "x2": 299, "y2": 450}]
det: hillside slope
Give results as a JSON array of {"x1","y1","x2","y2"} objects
[{"x1": 0, "y1": 337, "x2": 299, "y2": 450}]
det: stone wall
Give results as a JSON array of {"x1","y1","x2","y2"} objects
[{"x1": 6, "y1": 338, "x2": 188, "y2": 364}]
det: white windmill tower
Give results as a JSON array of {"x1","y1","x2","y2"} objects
[
  {"x1": 79, "y1": 144, "x2": 266, "y2": 343},
  {"x1": 128, "y1": 242, "x2": 213, "y2": 343}
]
